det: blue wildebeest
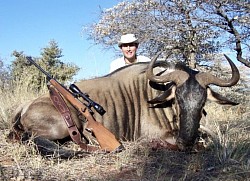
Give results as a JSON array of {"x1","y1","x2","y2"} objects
[{"x1": 7, "y1": 54, "x2": 240, "y2": 158}]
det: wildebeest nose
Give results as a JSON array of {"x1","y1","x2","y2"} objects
[
  {"x1": 176, "y1": 138, "x2": 185, "y2": 151},
  {"x1": 176, "y1": 138, "x2": 193, "y2": 151}
]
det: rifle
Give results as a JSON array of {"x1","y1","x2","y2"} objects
[{"x1": 26, "y1": 56, "x2": 123, "y2": 152}]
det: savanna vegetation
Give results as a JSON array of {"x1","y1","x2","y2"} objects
[{"x1": 1, "y1": 0, "x2": 250, "y2": 180}]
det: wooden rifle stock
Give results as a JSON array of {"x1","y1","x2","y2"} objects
[{"x1": 49, "y1": 79, "x2": 122, "y2": 152}]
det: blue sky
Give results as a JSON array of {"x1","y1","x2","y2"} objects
[{"x1": 0, "y1": 0, "x2": 122, "y2": 80}]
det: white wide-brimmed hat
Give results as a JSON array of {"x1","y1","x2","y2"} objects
[{"x1": 118, "y1": 34, "x2": 139, "y2": 47}]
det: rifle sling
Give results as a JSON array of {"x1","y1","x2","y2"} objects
[{"x1": 49, "y1": 85, "x2": 100, "y2": 152}]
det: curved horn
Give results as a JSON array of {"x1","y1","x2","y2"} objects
[
  {"x1": 146, "y1": 51, "x2": 189, "y2": 86},
  {"x1": 196, "y1": 54, "x2": 240, "y2": 87}
]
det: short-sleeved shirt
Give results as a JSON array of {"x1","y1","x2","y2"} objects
[{"x1": 109, "y1": 55, "x2": 151, "y2": 73}]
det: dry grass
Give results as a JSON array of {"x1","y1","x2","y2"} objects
[{"x1": 0, "y1": 86, "x2": 249, "y2": 180}]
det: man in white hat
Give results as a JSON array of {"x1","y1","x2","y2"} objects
[{"x1": 109, "y1": 34, "x2": 151, "y2": 72}]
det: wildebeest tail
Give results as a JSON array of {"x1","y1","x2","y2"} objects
[{"x1": 7, "y1": 106, "x2": 25, "y2": 142}]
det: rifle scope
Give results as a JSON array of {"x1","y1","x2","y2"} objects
[{"x1": 69, "y1": 84, "x2": 106, "y2": 116}]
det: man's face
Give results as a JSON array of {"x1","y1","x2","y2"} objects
[{"x1": 120, "y1": 43, "x2": 138, "y2": 60}]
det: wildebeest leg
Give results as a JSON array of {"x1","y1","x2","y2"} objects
[
  {"x1": 34, "y1": 137, "x2": 90, "y2": 159},
  {"x1": 21, "y1": 133, "x2": 90, "y2": 159}
]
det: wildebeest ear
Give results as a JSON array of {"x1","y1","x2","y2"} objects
[
  {"x1": 207, "y1": 88, "x2": 239, "y2": 105},
  {"x1": 148, "y1": 85, "x2": 176, "y2": 104}
]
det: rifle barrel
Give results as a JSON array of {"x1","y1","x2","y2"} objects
[{"x1": 26, "y1": 56, "x2": 53, "y2": 80}]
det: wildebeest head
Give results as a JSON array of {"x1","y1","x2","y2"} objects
[{"x1": 146, "y1": 53, "x2": 240, "y2": 151}]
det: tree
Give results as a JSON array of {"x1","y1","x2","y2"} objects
[
  {"x1": 200, "y1": 0, "x2": 250, "y2": 67},
  {"x1": 11, "y1": 40, "x2": 80, "y2": 92},
  {"x1": 11, "y1": 51, "x2": 31, "y2": 82},
  {"x1": 40, "y1": 40, "x2": 80, "y2": 85},
  {"x1": 85, "y1": 0, "x2": 250, "y2": 69},
  {"x1": 0, "y1": 59, "x2": 10, "y2": 90}
]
